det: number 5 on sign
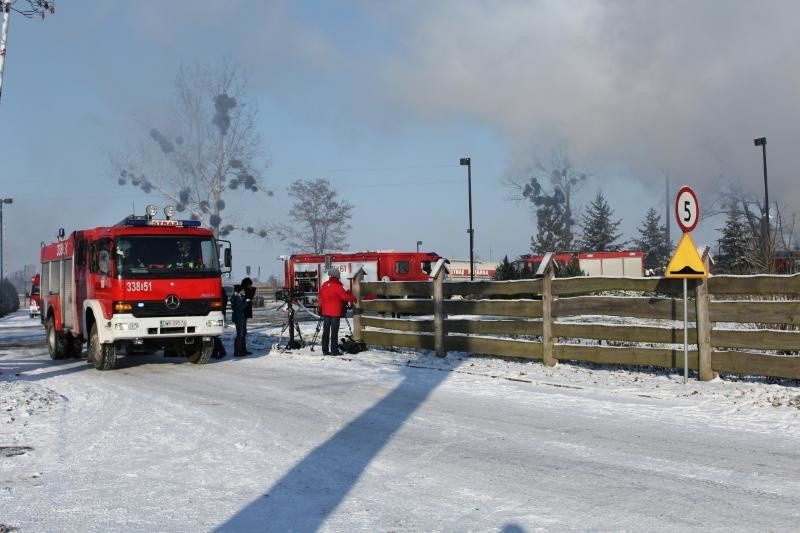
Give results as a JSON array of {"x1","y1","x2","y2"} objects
[{"x1": 675, "y1": 185, "x2": 699, "y2": 233}]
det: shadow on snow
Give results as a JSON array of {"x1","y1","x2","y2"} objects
[{"x1": 217, "y1": 358, "x2": 461, "y2": 532}]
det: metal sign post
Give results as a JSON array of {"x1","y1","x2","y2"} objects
[
  {"x1": 665, "y1": 185, "x2": 707, "y2": 384},
  {"x1": 683, "y1": 278, "x2": 688, "y2": 384}
]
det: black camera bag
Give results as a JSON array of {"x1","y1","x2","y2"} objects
[{"x1": 339, "y1": 335, "x2": 367, "y2": 354}]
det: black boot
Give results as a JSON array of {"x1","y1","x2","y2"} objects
[{"x1": 234, "y1": 338, "x2": 247, "y2": 357}]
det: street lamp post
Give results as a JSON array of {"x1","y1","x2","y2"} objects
[
  {"x1": 416, "y1": 240, "x2": 422, "y2": 253},
  {"x1": 460, "y1": 157, "x2": 474, "y2": 281},
  {"x1": 0, "y1": 197, "x2": 12, "y2": 282},
  {"x1": 753, "y1": 137, "x2": 769, "y2": 263}
]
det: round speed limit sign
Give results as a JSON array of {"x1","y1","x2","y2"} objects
[{"x1": 675, "y1": 185, "x2": 699, "y2": 232}]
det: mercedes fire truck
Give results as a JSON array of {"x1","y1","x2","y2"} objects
[{"x1": 40, "y1": 205, "x2": 232, "y2": 370}]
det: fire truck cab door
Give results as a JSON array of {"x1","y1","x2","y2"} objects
[
  {"x1": 217, "y1": 239, "x2": 232, "y2": 274},
  {"x1": 74, "y1": 237, "x2": 88, "y2": 333},
  {"x1": 88, "y1": 238, "x2": 114, "y2": 316}
]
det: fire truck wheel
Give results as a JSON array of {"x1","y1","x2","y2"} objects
[
  {"x1": 186, "y1": 339, "x2": 213, "y2": 365},
  {"x1": 89, "y1": 323, "x2": 117, "y2": 371},
  {"x1": 46, "y1": 316, "x2": 69, "y2": 360}
]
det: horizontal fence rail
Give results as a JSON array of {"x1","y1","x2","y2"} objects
[{"x1": 348, "y1": 267, "x2": 800, "y2": 381}]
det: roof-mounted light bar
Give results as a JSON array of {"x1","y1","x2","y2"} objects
[{"x1": 123, "y1": 218, "x2": 201, "y2": 228}]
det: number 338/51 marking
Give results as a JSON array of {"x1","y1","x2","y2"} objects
[
  {"x1": 675, "y1": 186, "x2": 699, "y2": 232},
  {"x1": 126, "y1": 281, "x2": 153, "y2": 292}
]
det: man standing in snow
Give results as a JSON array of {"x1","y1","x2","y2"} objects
[
  {"x1": 238, "y1": 277, "x2": 255, "y2": 355},
  {"x1": 319, "y1": 268, "x2": 356, "y2": 355},
  {"x1": 230, "y1": 284, "x2": 248, "y2": 356}
]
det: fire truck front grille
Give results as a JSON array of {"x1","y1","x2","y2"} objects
[{"x1": 130, "y1": 300, "x2": 213, "y2": 318}]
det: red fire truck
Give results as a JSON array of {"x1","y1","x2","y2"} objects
[
  {"x1": 40, "y1": 206, "x2": 232, "y2": 370},
  {"x1": 27, "y1": 274, "x2": 41, "y2": 318},
  {"x1": 280, "y1": 251, "x2": 441, "y2": 308},
  {"x1": 515, "y1": 250, "x2": 645, "y2": 277}
]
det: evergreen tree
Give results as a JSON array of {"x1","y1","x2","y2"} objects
[
  {"x1": 518, "y1": 262, "x2": 534, "y2": 279},
  {"x1": 531, "y1": 202, "x2": 570, "y2": 253},
  {"x1": 557, "y1": 256, "x2": 585, "y2": 278},
  {"x1": 493, "y1": 255, "x2": 518, "y2": 281},
  {"x1": 634, "y1": 207, "x2": 672, "y2": 274},
  {"x1": 0, "y1": 279, "x2": 20, "y2": 317},
  {"x1": 577, "y1": 191, "x2": 623, "y2": 251},
  {"x1": 716, "y1": 201, "x2": 756, "y2": 274}
]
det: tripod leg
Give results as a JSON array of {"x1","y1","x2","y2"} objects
[
  {"x1": 310, "y1": 318, "x2": 323, "y2": 351},
  {"x1": 276, "y1": 323, "x2": 288, "y2": 351}
]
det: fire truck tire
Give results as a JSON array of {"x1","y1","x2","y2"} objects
[
  {"x1": 46, "y1": 316, "x2": 69, "y2": 360},
  {"x1": 89, "y1": 323, "x2": 117, "y2": 371},
  {"x1": 187, "y1": 339, "x2": 213, "y2": 365}
]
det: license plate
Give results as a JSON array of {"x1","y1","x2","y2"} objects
[{"x1": 160, "y1": 319, "x2": 186, "y2": 328}]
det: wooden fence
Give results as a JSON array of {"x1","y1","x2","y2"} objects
[{"x1": 349, "y1": 260, "x2": 800, "y2": 381}]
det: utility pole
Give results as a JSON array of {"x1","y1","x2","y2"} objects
[
  {"x1": 0, "y1": 0, "x2": 56, "y2": 105},
  {"x1": 664, "y1": 172, "x2": 670, "y2": 247},
  {"x1": 460, "y1": 157, "x2": 475, "y2": 281},
  {"x1": 0, "y1": 0, "x2": 11, "y2": 103},
  {"x1": 754, "y1": 137, "x2": 770, "y2": 269}
]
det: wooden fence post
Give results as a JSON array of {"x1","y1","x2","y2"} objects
[
  {"x1": 351, "y1": 267, "x2": 365, "y2": 342},
  {"x1": 539, "y1": 254, "x2": 556, "y2": 367},
  {"x1": 431, "y1": 258, "x2": 448, "y2": 357},
  {"x1": 695, "y1": 249, "x2": 715, "y2": 381}
]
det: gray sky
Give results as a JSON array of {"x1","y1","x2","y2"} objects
[{"x1": 1, "y1": 1, "x2": 797, "y2": 280}]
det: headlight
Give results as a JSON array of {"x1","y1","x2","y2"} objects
[
  {"x1": 113, "y1": 301, "x2": 133, "y2": 313},
  {"x1": 206, "y1": 319, "x2": 224, "y2": 327},
  {"x1": 114, "y1": 322, "x2": 140, "y2": 331}
]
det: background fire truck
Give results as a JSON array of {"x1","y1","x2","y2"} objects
[
  {"x1": 27, "y1": 274, "x2": 41, "y2": 318},
  {"x1": 515, "y1": 251, "x2": 645, "y2": 276},
  {"x1": 40, "y1": 206, "x2": 232, "y2": 370},
  {"x1": 446, "y1": 259, "x2": 497, "y2": 280},
  {"x1": 279, "y1": 251, "x2": 441, "y2": 308}
]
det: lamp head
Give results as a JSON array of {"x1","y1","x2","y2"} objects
[
  {"x1": 754, "y1": 137, "x2": 766, "y2": 146},
  {"x1": 460, "y1": 157, "x2": 470, "y2": 166},
  {"x1": 1, "y1": 198, "x2": 12, "y2": 204}
]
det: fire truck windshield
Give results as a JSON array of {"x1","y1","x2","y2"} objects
[{"x1": 114, "y1": 236, "x2": 220, "y2": 278}]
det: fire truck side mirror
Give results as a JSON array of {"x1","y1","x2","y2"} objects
[{"x1": 224, "y1": 248, "x2": 232, "y2": 268}]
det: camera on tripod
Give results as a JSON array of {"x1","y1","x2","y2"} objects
[
  {"x1": 276, "y1": 287, "x2": 305, "y2": 305},
  {"x1": 276, "y1": 287, "x2": 305, "y2": 350}
]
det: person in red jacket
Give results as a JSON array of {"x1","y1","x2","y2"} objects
[{"x1": 319, "y1": 268, "x2": 357, "y2": 355}]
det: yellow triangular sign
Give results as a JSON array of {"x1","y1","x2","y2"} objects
[{"x1": 665, "y1": 233, "x2": 708, "y2": 279}]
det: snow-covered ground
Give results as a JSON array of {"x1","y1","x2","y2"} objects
[{"x1": 2, "y1": 308, "x2": 799, "y2": 532}]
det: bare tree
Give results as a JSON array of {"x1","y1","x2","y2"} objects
[
  {"x1": 507, "y1": 148, "x2": 588, "y2": 250},
  {"x1": 0, "y1": 0, "x2": 55, "y2": 103},
  {"x1": 280, "y1": 179, "x2": 354, "y2": 253},
  {"x1": 111, "y1": 61, "x2": 271, "y2": 238},
  {"x1": 705, "y1": 177, "x2": 795, "y2": 273}
]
